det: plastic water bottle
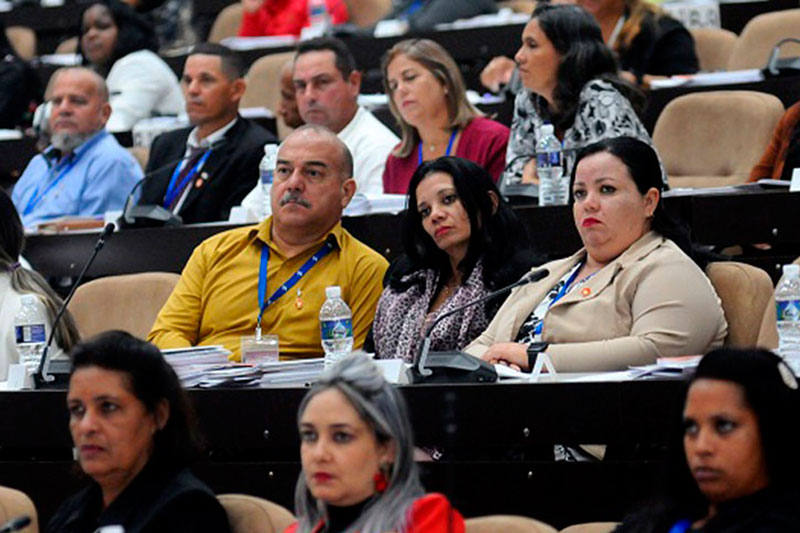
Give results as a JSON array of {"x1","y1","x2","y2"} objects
[
  {"x1": 259, "y1": 143, "x2": 278, "y2": 217},
  {"x1": 319, "y1": 286, "x2": 354, "y2": 368},
  {"x1": 776, "y1": 264, "x2": 800, "y2": 364},
  {"x1": 14, "y1": 294, "x2": 47, "y2": 371},
  {"x1": 307, "y1": 0, "x2": 331, "y2": 35},
  {"x1": 536, "y1": 124, "x2": 567, "y2": 206}
]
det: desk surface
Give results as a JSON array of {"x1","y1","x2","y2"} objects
[{"x1": 0, "y1": 380, "x2": 686, "y2": 527}]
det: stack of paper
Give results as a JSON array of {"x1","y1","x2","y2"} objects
[
  {"x1": 259, "y1": 358, "x2": 325, "y2": 385},
  {"x1": 629, "y1": 355, "x2": 701, "y2": 379},
  {"x1": 161, "y1": 346, "x2": 238, "y2": 387}
]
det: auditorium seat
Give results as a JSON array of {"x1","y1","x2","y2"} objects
[
  {"x1": 727, "y1": 8, "x2": 800, "y2": 70},
  {"x1": 55, "y1": 37, "x2": 79, "y2": 55},
  {"x1": 559, "y1": 523, "x2": 618, "y2": 533},
  {"x1": 217, "y1": 494, "x2": 295, "y2": 533},
  {"x1": 0, "y1": 485, "x2": 38, "y2": 532},
  {"x1": 6, "y1": 26, "x2": 36, "y2": 61},
  {"x1": 465, "y1": 515, "x2": 558, "y2": 533},
  {"x1": 706, "y1": 262, "x2": 774, "y2": 348},
  {"x1": 344, "y1": 0, "x2": 392, "y2": 27},
  {"x1": 209, "y1": 2, "x2": 244, "y2": 44},
  {"x1": 67, "y1": 272, "x2": 180, "y2": 339},
  {"x1": 127, "y1": 146, "x2": 149, "y2": 171},
  {"x1": 240, "y1": 51, "x2": 295, "y2": 139},
  {"x1": 691, "y1": 28, "x2": 737, "y2": 72},
  {"x1": 498, "y1": 0, "x2": 536, "y2": 14},
  {"x1": 652, "y1": 91, "x2": 783, "y2": 188}
]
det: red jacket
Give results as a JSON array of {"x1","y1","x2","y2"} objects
[
  {"x1": 238, "y1": 0, "x2": 349, "y2": 37},
  {"x1": 284, "y1": 493, "x2": 466, "y2": 533}
]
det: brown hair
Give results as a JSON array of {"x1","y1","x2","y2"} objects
[
  {"x1": 617, "y1": 0, "x2": 664, "y2": 52},
  {"x1": 381, "y1": 39, "x2": 481, "y2": 158}
]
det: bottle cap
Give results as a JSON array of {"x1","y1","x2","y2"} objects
[
  {"x1": 263, "y1": 143, "x2": 278, "y2": 156},
  {"x1": 20, "y1": 294, "x2": 37, "y2": 305},
  {"x1": 783, "y1": 264, "x2": 800, "y2": 277},
  {"x1": 540, "y1": 124, "x2": 554, "y2": 135},
  {"x1": 325, "y1": 286, "x2": 341, "y2": 299}
]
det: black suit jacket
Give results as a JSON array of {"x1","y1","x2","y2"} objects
[{"x1": 140, "y1": 116, "x2": 276, "y2": 223}]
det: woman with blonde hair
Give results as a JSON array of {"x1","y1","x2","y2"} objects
[{"x1": 381, "y1": 38, "x2": 509, "y2": 194}]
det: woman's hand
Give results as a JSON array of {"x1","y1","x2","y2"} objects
[
  {"x1": 480, "y1": 343, "x2": 530, "y2": 371},
  {"x1": 242, "y1": 0, "x2": 264, "y2": 13},
  {"x1": 521, "y1": 158, "x2": 539, "y2": 184},
  {"x1": 480, "y1": 56, "x2": 516, "y2": 93}
]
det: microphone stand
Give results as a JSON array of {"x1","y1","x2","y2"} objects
[
  {"x1": 33, "y1": 224, "x2": 115, "y2": 389},
  {"x1": 409, "y1": 268, "x2": 549, "y2": 384}
]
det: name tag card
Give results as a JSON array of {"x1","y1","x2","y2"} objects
[{"x1": 790, "y1": 168, "x2": 800, "y2": 192}]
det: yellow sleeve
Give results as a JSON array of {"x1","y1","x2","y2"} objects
[
  {"x1": 147, "y1": 243, "x2": 208, "y2": 349},
  {"x1": 348, "y1": 251, "x2": 389, "y2": 350}
]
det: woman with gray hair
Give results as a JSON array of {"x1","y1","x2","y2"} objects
[{"x1": 286, "y1": 354, "x2": 465, "y2": 533}]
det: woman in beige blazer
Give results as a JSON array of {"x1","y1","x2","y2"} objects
[{"x1": 466, "y1": 137, "x2": 727, "y2": 372}]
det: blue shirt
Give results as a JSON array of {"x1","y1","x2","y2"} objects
[{"x1": 11, "y1": 130, "x2": 142, "y2": 228}]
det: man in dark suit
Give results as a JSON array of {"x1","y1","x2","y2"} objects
[{"x1": 139, "y1": 42, "x2": 276, "y2": 223}]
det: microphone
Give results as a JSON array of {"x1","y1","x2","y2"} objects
[
  {"x1": 409, "y1": 268, "x2": 549, "y2": 384},
  {"x1": 33, "y1": 223, "x2": 115, "y2": 389},
  {"x1": 0, "y1": 516, "x2": 31, "y2": 533},
  {"x1": 119, "y1": 137, "x2": 228, "y2": 228}
]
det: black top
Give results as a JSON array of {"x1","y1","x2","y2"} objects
[
  {"x1": 46, "y1": 460, "x2": 232, "y2": 533},
  {"x1": 618, "y1": 11, "x2": 699, "y2": 79},
  {"x1": 616, "y1": 487, "x2": 800, "y2": 533},
  {"x1": 139, "y1": 116, "x2": 276, "y2": 224},
  {"x1": 324, "y1": 498, "x2": 371, "y2": 533}
]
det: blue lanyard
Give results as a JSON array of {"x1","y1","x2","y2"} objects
[
  {"x1": 256, "y1": 240, "x2": 335, "y2": 334},
  {"x1": 23, "y1": 133, "x2": 104, "y2": 216},
  {"x1": 533, "y1": 265, "x2": 584, "y2": 336},
  {"x1": 162, "y1": 149, "x2": 213, "y2": 209},
  {"x1": 418, "y1": 129, "x2": 458, "y2": 165},
  {"x1": 668, "y1": 519, "x2": 691, "y2": 533}
]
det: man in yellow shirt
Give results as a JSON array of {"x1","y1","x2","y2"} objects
[{"x1": 148, "y1": 125, "x2": 388, "y2": 360}]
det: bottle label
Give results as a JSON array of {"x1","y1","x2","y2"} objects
[
  {"x1": 777, "y1": 300, "x2": 800, "y2": 321},
  {"x1": 321, "y1": 318, "x2": 353, "y2": 340},
  {"x1": 15, "y1": 324, "x2": 46, "y2": 344}
]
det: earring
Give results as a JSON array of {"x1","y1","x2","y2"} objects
[{"x1": 373, "y1": 465, "x2": 389, "y2": 493}]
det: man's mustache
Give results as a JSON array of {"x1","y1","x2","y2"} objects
[{"x1": 279, "y1": 191, "x2": 312, "y2": 208}]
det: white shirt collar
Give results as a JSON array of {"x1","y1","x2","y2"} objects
[
  {"x1": 336, "y1": 106, "x2": 363, "y2": 139},
  {"x1": 186, "y1": 116, "x2": 238, "y2": 151}
]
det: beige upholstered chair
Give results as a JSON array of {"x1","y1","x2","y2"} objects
[
  {"x1": 560, "y1": 523, "x2": 619, "y2": 533},
  {"x1": 652, "y1": 91, "x2": 784, "y2": 188},
  {"x1": 6, "y1": 26, "x2": 36, "y2": 61},
  {"x1": 706, "y1": 262, "x2": 774, "y2": 348},
  {"x1": 241, "y1": 51, "x2": 296, "y2": 139},
  {"x1": 727, "y1": 9, "x2": 800, "y2": 71},
  {"x1": 218, "y1": 494, "x2": 295, "y2": 533},
  {"x1": 498, "y1": 0, "x2": 536, "y2": 14},
  {"x1": 0, "y1": 486, "x2": 39, "y2": 532},
  {"x1": 691, "y1": 28, "x2": 737, "y2": 72},
  {"x1": 209, "y1": 2, "x2": 244, "y2": 43},
  {"x1": 127, "y1": 146, "x2": 149, "y2": 171},
  {"x1": 344, "y1": 0, "x2": 392, "y2": 26},
  {"x1": 466, "y1": 515, "x2": 558, "y2": 533},
  {"x1": 55, "y1": 37, "x2": 79, "y2": 55},
  {"x1": 67, "y1": 272, "x2": 181, "y2": 339}
]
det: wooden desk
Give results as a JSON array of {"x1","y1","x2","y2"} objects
[{"x1": 0, "y1": 379, "x2": 686, "y2": 528}]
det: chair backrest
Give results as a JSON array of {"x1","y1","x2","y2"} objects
[
  {"x1": 67, "y1": 272, "x2": 181, "y2": 339},
  {"x1": 209, "y1": 2, "x2": 244, "y2": 44},
  {"x1": 6, "y1": 26, "x2": 36, "y2": 61},
  {"x1": 560, "y1": 523, "x2": 619, "y2": 533},
  {"x1": 241, "y1": 51, "x2": 295, "y2": 111},
  {"x1": 691, "y1": 28, "x2": 737, "y2": 72},
  {"x1": 466, "y1": 515, "x2": 558, "y2": 533},
  {"x1": 498, "y1": 0, "x2": 536, "y2": 14},
  {"x1": 0, "y1": 486, "x2": 39, "y2": 533},
  {"x1": 706, "y1": 262, "x2": 774, "y2": 348},
  {"x1": 344, "y1": 0, "x2": 392, "y2": 27},
  {"x1": 652, "y1": 90, "x2": 784, "y2": 189},
  {"x1": 127, "y1": 146, "x2": 149, "y2": 171},
  {"x1": 55, "y1": 36, "x2": 79, "y2": 55},
  {"x1": 727, "y1": 8, "x2": 800, "y2": 70},
  {"x1": 218, "y1": 494, "x2": 295, "y2": 533}
]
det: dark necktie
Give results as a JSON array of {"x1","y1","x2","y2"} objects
[{"x1": 167, "y1": 145, "x2": 207, "y2": 211}]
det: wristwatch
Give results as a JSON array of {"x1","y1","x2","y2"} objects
[{"x1": 526, "y1": 342, "x2": 549, "y2": 370}]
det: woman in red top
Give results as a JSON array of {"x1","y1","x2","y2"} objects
[
  {"x1": 285, "y1": 355, "x2": 465, "y2": 533},
  {"x1": 239, "y1": 0, "x2": 348, "y2": 37},
  {"x1": 381, "y1": 39, "x2": 510, "y2": 194}
]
